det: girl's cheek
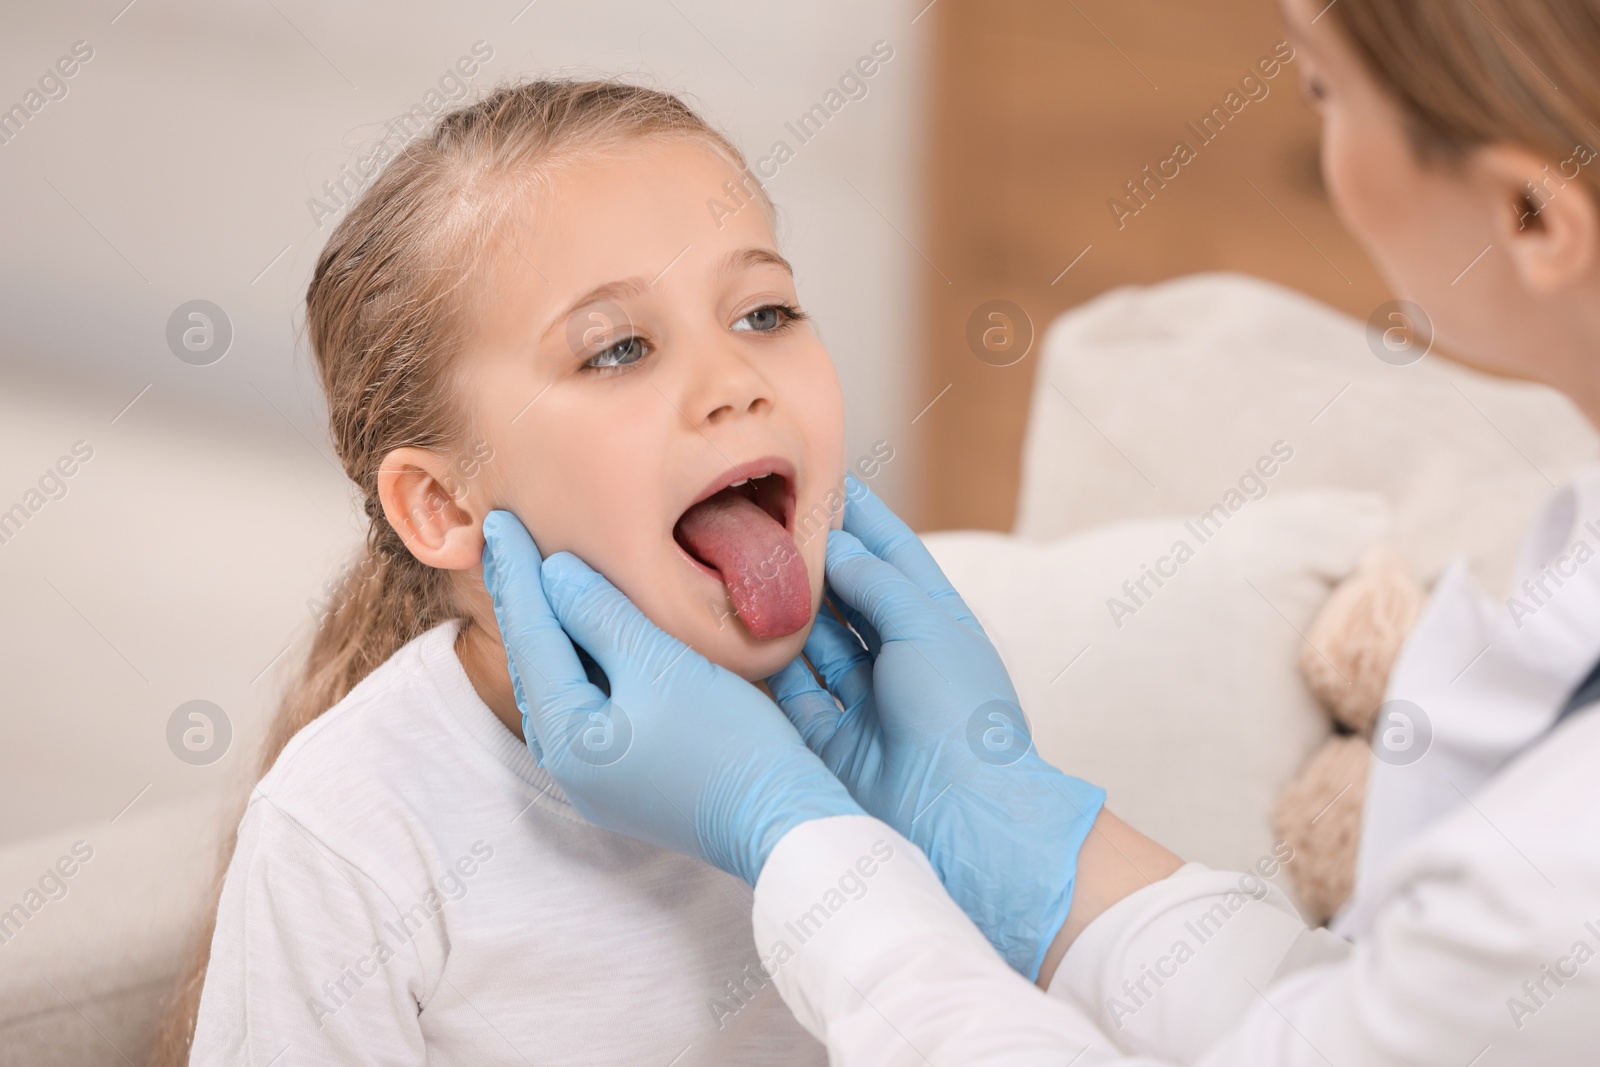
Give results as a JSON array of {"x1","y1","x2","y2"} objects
[{"x1": 800, "y1": 352, "x2": 847, "y2": 452}]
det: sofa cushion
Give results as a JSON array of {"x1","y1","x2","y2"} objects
[
  {"x1": 1013, "y1": 273, "x2": 1597, "y2": 596},
  {"x1": 0, "y1": 794, "x2": 232, "y2": 1066}
]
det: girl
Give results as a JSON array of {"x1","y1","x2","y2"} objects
[{"x1": 157, "y1": 80, "x2": 850, "y2": 1065}]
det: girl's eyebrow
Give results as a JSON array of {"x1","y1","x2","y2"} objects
[
  {"x1": 720, "y1": 246, "x2": 794, "y2": 277},
  {"x1": 544, "y1": 277, "x2": 649, "y2": 343},
  {"x1": 543, "y1": 247, "x2": 795, "y2": 342}
]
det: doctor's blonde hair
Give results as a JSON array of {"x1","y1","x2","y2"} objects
[
  {"x1": 150, "y1": 78, "x2": 769, "y2": 1065},
  {"x1": 1329, "y1": 0, "x2": 1600, "y2": 202}
]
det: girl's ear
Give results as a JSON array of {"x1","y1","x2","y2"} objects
[
  {"x1": 1480, "y1": 144, "x2": 1600, "y2": 295},
  {"x1": 377, "y1": 447, "x2": 485, "y2": 571}
]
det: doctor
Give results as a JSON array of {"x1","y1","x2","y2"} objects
[{"x1": 483, "y1": 0, "x2": 1600, "y2": 1061}]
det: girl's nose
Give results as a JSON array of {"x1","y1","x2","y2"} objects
[{"x1": 685, "y1": 337, "x2": 774, "y2": 428}]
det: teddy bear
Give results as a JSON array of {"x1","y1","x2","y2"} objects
[{"x1": 1272, "y1": 548, "x2": 1428, "y2": 926}]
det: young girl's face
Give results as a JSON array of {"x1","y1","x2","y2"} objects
[{"x1": 460, "y1": 137, "x2": 846, "y2": 680}]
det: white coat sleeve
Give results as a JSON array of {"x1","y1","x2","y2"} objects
[
  {"x1": 1045, "y1": 861, "x2": 1350, "y2": 1062},
  {"x1": 751, "y1": 815, "x2": 1368, "y2": 1066},
  {"x1": 756, "y1": 786, "x2": 1600, "y2": 1067},
  {"x1": 190, "y1": 797, "x2": 432, "y2": 1066},
  {"x1": 751, "y1": 814, "x2": 1140, "y2": 1066}
]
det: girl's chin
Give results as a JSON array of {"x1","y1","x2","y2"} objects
[{"x1": 710, "y1": 623, "x2": 812, "y2": 684}]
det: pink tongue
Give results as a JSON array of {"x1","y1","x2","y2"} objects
[{"x1": 676, "y1": 490, "x2": 811, "y2": 640}]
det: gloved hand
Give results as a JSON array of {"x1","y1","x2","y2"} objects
[
  {"x1": 767, "y1": 476, "x2": 1106, "y2": 979},
  {"x1": 481, "y1": 510, "x2": 862, "y2": 887}
]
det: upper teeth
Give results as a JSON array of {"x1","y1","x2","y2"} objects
[
  {"x1": 732, "y1": 471, "x2": 773, "y2": 488},
  {"x1": 730, "y1": 478, "x2": 749, "y2": 487}
]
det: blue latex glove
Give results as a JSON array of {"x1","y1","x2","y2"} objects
[
  {"x1": 481, "y1": 510, "x2": 862, "y2": 887},
  {"x1": 767, "y1": 476, "x2": 1107, "y2": 979}
]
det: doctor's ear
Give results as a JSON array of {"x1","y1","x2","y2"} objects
[
  {"x1": 1480, "y1": 143, "x2": 1600, "y2": 295},
  {"x1": 377, "y1": 446, "x2": 486, "y2": 571}
]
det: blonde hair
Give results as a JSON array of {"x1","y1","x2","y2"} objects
[
  {"x1": 1330, "y1": 0, "x2": 1600, "y2": 199},
  {"x1": 149, "y1": 78, "x2": 767, "y2": 1065}
]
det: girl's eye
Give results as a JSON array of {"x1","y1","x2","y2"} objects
[
  {"x1": 583, "y1": 335, "x2": 647, "y2": 372},
  {"x1": 733, "y1": 303, "x2": 804, "y2": 333}
]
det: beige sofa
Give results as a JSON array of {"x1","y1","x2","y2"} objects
[{"x1": 2, "y1": 273, "x2": 1592, "y2": 1063}]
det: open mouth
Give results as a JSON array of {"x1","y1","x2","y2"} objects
[{"x1": 672, "y1": 461, "x2": 811, "y2": 641}]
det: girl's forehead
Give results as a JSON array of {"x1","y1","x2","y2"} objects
[
  {"x1": 498, "y1": 142, "x2": 775, "y2": 287},
  {"x1": 522, "y1": 138, "x2": 755, "y2": 231},
  {"x1": 468, "y1": 139, "x2": 780, "y2": 341}
]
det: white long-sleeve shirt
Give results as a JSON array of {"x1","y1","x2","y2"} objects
[
  {"x1": 192, "y1": 619, "x2": 823, "y2": 1066},
  {"x1": 754, "y1": 472, "x2": 1600, "y2": 1065}
]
